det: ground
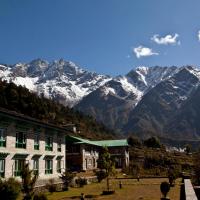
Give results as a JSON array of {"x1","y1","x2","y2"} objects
[{"x1": 45, "y1": 178, "x2": 181, "y2": 200}]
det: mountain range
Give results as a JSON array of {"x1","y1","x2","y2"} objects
[{"x1": 1, "y1": 59, "x2": 200, "y2": 141}]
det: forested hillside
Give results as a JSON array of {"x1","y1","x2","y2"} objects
[{"x1": 0, "y1": 80, "x2": 115, "y2": 139}]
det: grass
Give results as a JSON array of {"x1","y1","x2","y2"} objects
[{"x1": 45, "y1": 178, "x2": 181, "y2": 200}]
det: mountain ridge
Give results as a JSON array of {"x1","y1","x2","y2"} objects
[{"x1": 1, "y1": 59, "x2": 200, "y2": 140}]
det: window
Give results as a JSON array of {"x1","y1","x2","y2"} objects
[
  {"x1": 45, "y1": 159, "x2": 53, "y2": 174},
  {"x1": 34, "y1": 134, "x2": 39, "y2": 150},
  {"x1": 57, "y1": 139, "x2": 61, "y2": 152},
  {"x1": 14, "y1": 159, "x2": 25, "y2": 176},
  {"x1": 45, "y1": 136, "x2": 53, "y2": 151},
  {"x1": 33, "y1": 159, "x2": 39, "y2": 175},
  {"x1": 0, "y1": 159, "x2": 5, "y2": 178},
  {"x1": 57, "y1": 159, "x2": 61, "y2": 173},
  {"x1": 16, "y1": 132, "x2": 26, "y2": 148},
  {"x1": 0, "y1": 129, "x2": 6, "y2": 147}
]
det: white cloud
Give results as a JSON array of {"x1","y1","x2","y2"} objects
[
  {"x1": 133, "y1": 45, "x2": 158, "y2": 58},
  {"x1": 198, "y1": 31, "x2": 200, "y2": 41},
  {"x1": 151, "y1": 33, "x2": 180, "y2": 45}
]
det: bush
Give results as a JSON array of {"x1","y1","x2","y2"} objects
[
  {"x1": 45, "y1": 179, "x2": 57, "y2": 193},
  {"x1": 144, "y1": 136, "x2": 161, "y2": 148},
  {"x1": 33, "y1": 193, "x2": 48, "y2": 200},
  {"x1": 0, "y1": 177, "x2": 21, "y2": 200},
  {"x1": 160, "y1": 181, "x2": 170, "y2": 198},
  {"x1": 21, "y1": 163, "x2": 38, "y2": 200},
  {"x1": 75, "y1": 177, "x2": 87, "y2": 187},
  {"x1": 59, "y1": 170, "x2": 75, "y2": 191},
  {"x1": 127, "y1": 136, "x2": 141, "y2": 147},
  {"x1": 95, "y1": 170, "x2": 107, "y2": 182}
]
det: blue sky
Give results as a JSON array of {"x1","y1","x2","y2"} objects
[{"x1": 1, "y1": 0, "x2": 200, "y2": 76}]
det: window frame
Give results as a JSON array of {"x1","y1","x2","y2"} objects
[
  {"x1": 45, "y1": 136, "x2": 53, "y2": 151},
  {"x1": 57, "y1": 159, "x2": 62, "y2": 173},
  {"x1": 34, "y1": 133, "x2": 40, "y2": 150},
  {"x1": 0, "y1": 128, "x2": 6, "y2": 147},
  {"x1": 45, "y1": 159, "x2": 53, "y2": 174},
  {"x1": 33, "y1": 159, "x2": 39, "y2": 175},
  {"x1": 16, "y1": 132, "x2": 26, "y2": 149},
  {"x1": 14, "y1": 159, "x2": 25, "y2": 177},
  {"x1": 0, "y1": 159, "x2": 5, "y2": 178},
  {"x1": 57, "y1": 139, "x2": 61, "y2": 152}
]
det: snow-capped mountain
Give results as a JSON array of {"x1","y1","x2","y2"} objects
[
  {"x1": 1, "y1": 59, "x2": 200, "y2": 140},
  {"x1": 76, "y1": 65, "x2": 200, "y2": 140},
  {"x1": 75, "y1": 66, "x2": 179, "y2": 131},
  {"x1": 0, "y1": 59, "x2": 111, "y2": 106}
]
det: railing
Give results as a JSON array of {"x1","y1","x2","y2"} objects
[
  {"x1": 16, "y1": 142, "x2": 26, "y2": 148},
  {"x1": 184, "y1": 179, "x2": 198, "y2": 200},
  {"x1": 14, "y1": 170, "x2": 22, "y2": 177},
  {"x1": 45, "y1": 145, "x2": 53, "y2": 151},
  {"x1": 45, "y1": 169, "x2": 53, "y2": 174},
  {"x1": 34, "y1": 144, "x2": 39, "y2": 150}
]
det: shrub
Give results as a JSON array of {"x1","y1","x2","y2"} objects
[
  {"x1": 0, "y1": 177, "x2": 21, "y2": 200},
  {"x1": 33, "y1": 193, "x2": 48, "y2": 200},
  {"x1": 59, "y1": 170, "x2": 75, "y2": 191},
  {"x1": 127, "y1": 136, "x2": 141, "y2": 147},
  {"x1": 45, "y1": 179, "x2": 57, "y2": 193},
  {"x1": 75, "y1": 177, "x2": 87, "y2": 187},
  {"x1": 144, "y1": 136, "x2": 161, "y2": 148},
  {"x1": 21, "y1": 163, "x2": 38, "y2": 200},
  {"x1": 160, "y1": 181, "x2": 170, "y2": 198},
  {"x1": 95, "y1": 170, "x2": 107, "y2": 182}
]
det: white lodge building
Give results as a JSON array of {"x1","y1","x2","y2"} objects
[
  {"x1": 0, "y1": 108, "x2": 129, "y2": 184},
  {"x1": 0, "y1": 108, "x2": 66, "y2": 181}
]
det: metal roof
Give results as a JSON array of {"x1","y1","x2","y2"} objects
[{"x1": 66, "y1": 135, "x2": 128, "y2": 147}]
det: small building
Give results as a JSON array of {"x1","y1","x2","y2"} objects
[
  {"x1": 0, "y1": 108, "x2": 67, "y2": 183},
  {"x1": 66, "y1": 135, "x2": 129, "y2": 171}
]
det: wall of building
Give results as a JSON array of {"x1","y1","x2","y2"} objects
[{"x1": 0, "y1": 120, "x2": 66, "y2": 182}]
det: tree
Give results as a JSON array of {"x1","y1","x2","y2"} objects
[
  {"x1": 0, "y1": 178, "x2": 21, "y2": 200},
  {"x1": 127, "y1": 136, "x2": 141, "y2": 147},
  {"x1": 98, "y1": 147, "x2": 115, "y2": 191},
  {"x1": 184, "y1": 144, "x2": 192, "y2": 155},
  {"x1": 21, "y1": 163, "x2": 38, "y2": 200},
  {"x1": 59, "y1": 170, "x2": 76, "y2": 191},
  {"x1": 144, "y1": 136, "x2": 161, "y2": 148}
]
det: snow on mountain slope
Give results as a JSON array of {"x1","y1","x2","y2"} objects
[{"x1": 0, "y1": 59, "x2": 111, "y2": 106}]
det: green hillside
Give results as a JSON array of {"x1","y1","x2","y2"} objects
[{"x1": 0, "y1": 80, "x2": 115, "y2": 139}]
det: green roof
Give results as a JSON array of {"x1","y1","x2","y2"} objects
[
  {"x1": 66, "y1": 135, "x2": 128, "y2": 147},
  {"x1": 94, "y1": 139, "x2": 128, "y2": 147}
]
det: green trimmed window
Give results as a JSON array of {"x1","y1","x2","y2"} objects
[
  {"x1": 0, "y1": 129, "x2": 6, "y2": 147},
  {"x1": 0, "y1": 159, "x2": 5, "y2": 178},
  {"x1": 16, "y1": 132, "x2": 26, "y2": 149},
  {"x1": 45, "y1": 159, "x2": 53, "y2": 174},
  {"x1": 57, "y1": 139, "x2": 61, "y2": 152},
  {"x1": 34, "y1": 134, "x2": 39, "y2": 150},
  {"x1": 45, "y1": 136, "x2": 53, "y2": 151},
  {"x1": 33, "y1": 159, "x2": 39, "y2": 175},
  {"x1": 57, "y1": 159, "x2": 61, "y2": 173},
  {"x1": 14, "y1": 159, "x2": 25, "y2": 177}
]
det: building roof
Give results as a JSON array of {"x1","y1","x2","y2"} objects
[
  {"x1": 66, "y1": 135, "x2": 128, "y2": 147},
  {"x1": 0, "y1": 107, "x2": 71, "y2": 133}
]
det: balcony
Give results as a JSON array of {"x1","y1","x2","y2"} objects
[
  {"x1": 45, "y1": 145, "x2": 53, "y2": 151},
  {"x1": 45, "y1": 169, "x2": 53, "y2": 174},
  {"x1": 16, "y1": 142, "x2": 26, "y2": 149}
]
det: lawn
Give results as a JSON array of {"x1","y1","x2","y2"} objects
[{"x1": 46, "y1": 178, "x2": 181, "y2": 200}]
